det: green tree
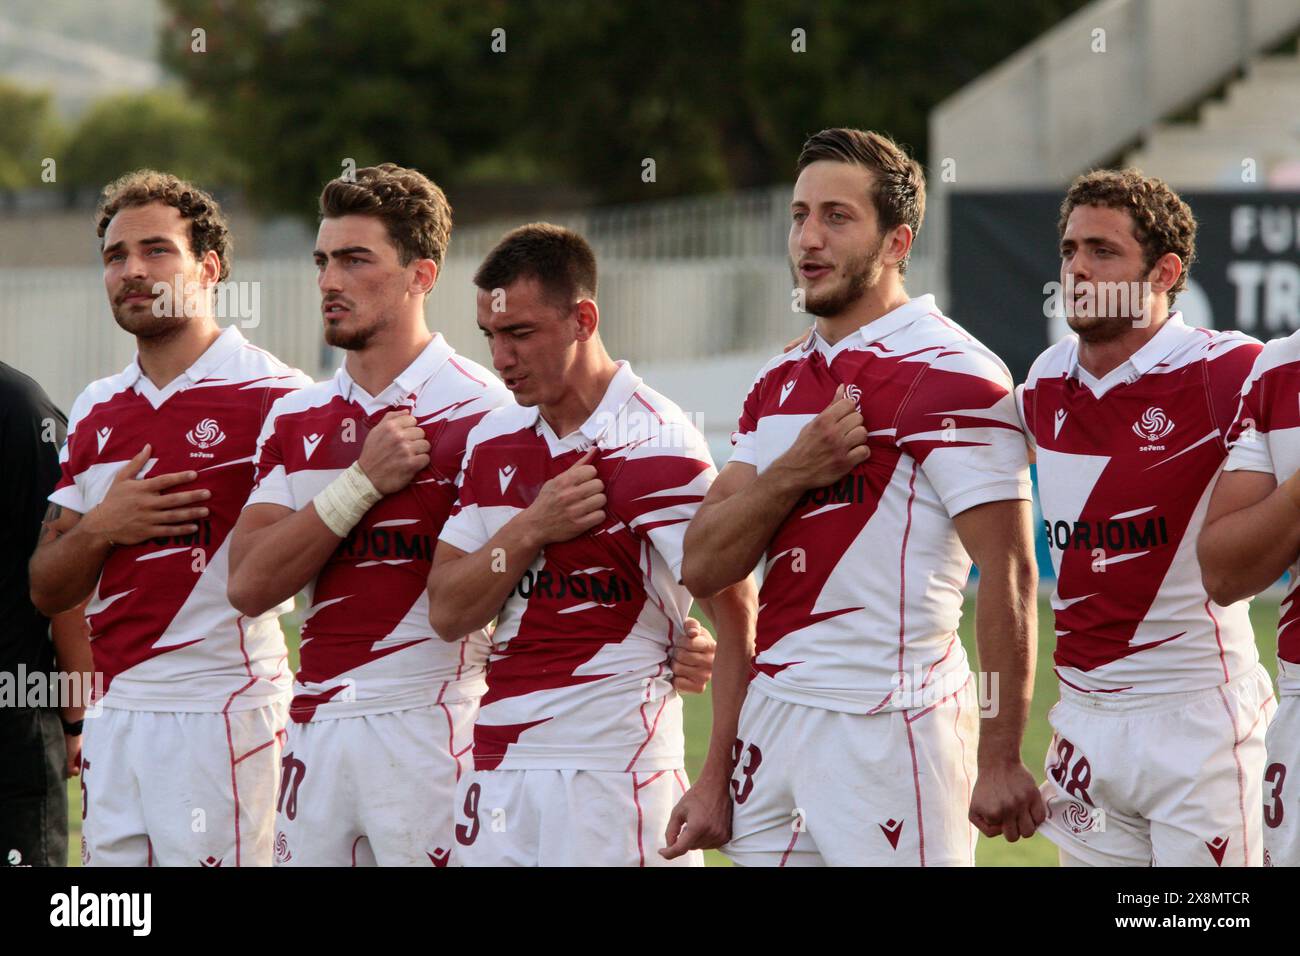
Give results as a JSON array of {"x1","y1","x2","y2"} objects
[
  {"x1": 159, "y1": 0, "x2": 1090, "y2": 212},
  {"x1": 60, "y1": 89, "x2": 240, "y2": 195},
  {"x1": 160, "y1": 0, "x2": 519, "y2": 216},
  {"x1": 0, "y1": 80, "x2": 59, "y2": 191}
]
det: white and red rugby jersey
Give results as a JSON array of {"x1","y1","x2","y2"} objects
[
  {"x1": 49, "y1": 326, "x2": 310, "y2": 711},
  {"x1": 1019, "y1": 315, "x2": 1262, "y2": 695},
  {"x1": 438, "y1": 361, "x2": 715, "y2": 772},
  {"x1": 731, "y1": 294, "x2": 1031, "y2": 713},
  {"x1": 247, "y1": 333, "x2": 508, "y2": 723},
  {"x1": 1224, "y1": 331, "x2": 1300, "y2": 696}
]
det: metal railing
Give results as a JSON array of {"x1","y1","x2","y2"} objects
[{"x1": 0, "y1": 185, "x2": 939, "y2": 411}]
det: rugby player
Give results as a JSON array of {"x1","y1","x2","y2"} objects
[
  {"x1": 669, "y1": 128, "x2": 1043, "y2": 866},
  {"x1": 29, "y1": 171, "x2": 310, "y2": 866},
  {"x1": 1021, "y1": 169, "x2": 1272, "y2": 866},
  {"x1": 427, "y1": 223, "x2": 753, "y2": 866}
]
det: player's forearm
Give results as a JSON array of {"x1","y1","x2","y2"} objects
[
  {"x1": 29, "y1": 524, "x2": 111, "y2": 615},
  {"x1": 227, "y1": 505, "x2": 342, "y2": 616},
  {"x1": 50, "y1": 602, "x2": 93, "y2": 723},
  {"x1": 427, "y1": 517, "x2": 544, "y2": 641},
  {"x1": 972, "y1": 554, "x2": 1037, "y2": 769},
  {"x1": 694, "y1": 581, "x2": 757, "y2": 784},
  {"x1": 1198, "y1": 481, "x2": 1300, "y2": 605},
  {"x1": 681, "y1": 467, "x2": 803, "y2": 599}
]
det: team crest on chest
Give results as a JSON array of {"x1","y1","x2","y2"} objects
[
  {"x1": 1132, "y1": 406, "x2": 1174, "y2": 450},
  {"x1": 186, "y1": 417, "x2": 226, "y2": 458},
  {"x1": 844, "y1": 384, "x2": 862, "y2": 411}
]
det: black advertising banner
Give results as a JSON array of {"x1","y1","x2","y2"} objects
[{"x1": 949, "y1": 191, "x2": 1300, "y2": 382}]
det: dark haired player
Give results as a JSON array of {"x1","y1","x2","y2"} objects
[
  {"x1": 1021, "y1": 169, "x2": 1271, "y2": 867},
  {"x1": 675, "y1": 128, "x2": 1042, "y2": 867},
  {"x1": 427, "y1": 223, "x2": 754, "y2": 867}
]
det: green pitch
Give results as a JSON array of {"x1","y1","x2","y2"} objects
[{"x1": 65, "y1": 595, "x2": 1284, "y2": 867}]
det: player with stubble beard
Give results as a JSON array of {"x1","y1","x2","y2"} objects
[
  {"x1": 669, "y1": 128, "x2": 1043, "y2": 866},
  {"x1": 29, "y1": 171, "x2": 311, "y2": 866},
  {"x1": 226, "y1": 163, "x2": 505, "y2": 866},
  {"x1": 1020, "y1": 170, "x2": 1272, "y2": 866}
]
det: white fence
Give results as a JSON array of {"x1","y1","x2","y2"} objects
[{"x1": 0, "y1": 185, "x2": 937, "y2": 413}]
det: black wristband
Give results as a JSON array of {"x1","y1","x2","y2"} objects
[{"x1": 61, "y1": 718, "x2": 84, "y2": 736}]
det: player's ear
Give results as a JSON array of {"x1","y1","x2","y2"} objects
[
  {"x1": 882, "y1": 224, "x2": 913, "y2": 271},
  {"x1": 410, "y1": 258, "x2": 438, "y2": 297},
  {"x1": 199, "y1": 248, "x2": 222, "y2": 288},
  {"x1": 573, "y1": 299, "x2": 599, "y2": 342},
  {"x1": 1147, "y1": 252, "x2": 1182, "y2": 296}
]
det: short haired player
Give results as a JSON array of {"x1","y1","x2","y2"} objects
[
  {"x1": 426, "y1": 223, "x2": 752, "y2": 867},
  {"x1": 29, "y1": 171, "x2": 311, "y2": 866},
  {"x1": 669, "y1": 128, "x2": 1044, "y2": 866},
  {"x1": 1020, "y1": 169, "x2": 1273, "y2": 866}
]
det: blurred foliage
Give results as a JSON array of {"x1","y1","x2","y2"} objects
[
  {"x1": 60, "y1": 90, "x2": 242, "y2": 194},
  {"x1": 0, "y1": 80, "x2": 60, "y2": 190},
  {"x1": 0, "y1": 83, "x2": 237, "y2": 200},
  {"x1": 154, "y1": 0, "x2": 1089, "y2": 215}
]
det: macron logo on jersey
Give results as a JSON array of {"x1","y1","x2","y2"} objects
[
  {"x1": 1054, "y1": 409, "x2": 1068, "y2": 439},
  {"x1": 1206, "y1": 835, "x2": 1230, "y2": 867},
  {"x1": 302, "y1": 433, "x2": 323, "y2": 460},
  {"x1": 779, "y1": 380, "x2": 797, "y2": 406},
  {"x1": 879, "y1": 818, "x2": 904, "y2": 849},
  {"x1": 95, "y1": 427, "x2": 113, "y2": 453},
  {"x1": 499, "y1": 464, "x2": 517, "y2": 494}
]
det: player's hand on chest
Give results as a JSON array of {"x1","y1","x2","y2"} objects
[
  {"x1": 769, "y1": 352, "x2": 907, "y2": 442},
  {"x1": 480, "y1": 443, "x2": 638, "y2": 549},
  {"x1": 85, "y1": 395, "x2": 258, "y2": 508},
  {"x1": 357, "y1": 408, "x2": 441, "y2": 495}
]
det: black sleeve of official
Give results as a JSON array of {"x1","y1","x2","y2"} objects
[{"x1": 0, "y1": 373, "x2": 67, "y2": 554}]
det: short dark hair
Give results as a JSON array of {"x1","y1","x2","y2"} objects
[
  {"x1": 1059, "y1": 168, "x2": 1196, "y2": 304},
  {"x1": 473, "y1": 223, "x2": 597, "y2": 308},
  {"x1": 96, "y1": 169, "x2": 232, "y2": 281},
  {"x1": 795, "y1": 128, "x2": 926, "y2": 273},
  {"x1": 319, "y1": 162, "x2": 452, "y2": 267}
]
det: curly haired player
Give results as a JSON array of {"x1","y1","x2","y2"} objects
[
  {"x1": 29, "y1": 171, "x2": 311, "y2": 866},
  {"x1": 1020, "y1": 169, "x2": 1273, "y2": 867}
]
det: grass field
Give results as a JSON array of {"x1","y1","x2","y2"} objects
[{"x1": 65, "y1": 595, "x2": 1284, "y2": 866}]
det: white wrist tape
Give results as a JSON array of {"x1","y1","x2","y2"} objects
[{"x1": 313, "y1": 462, "x2": 382, "y2": 537}]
